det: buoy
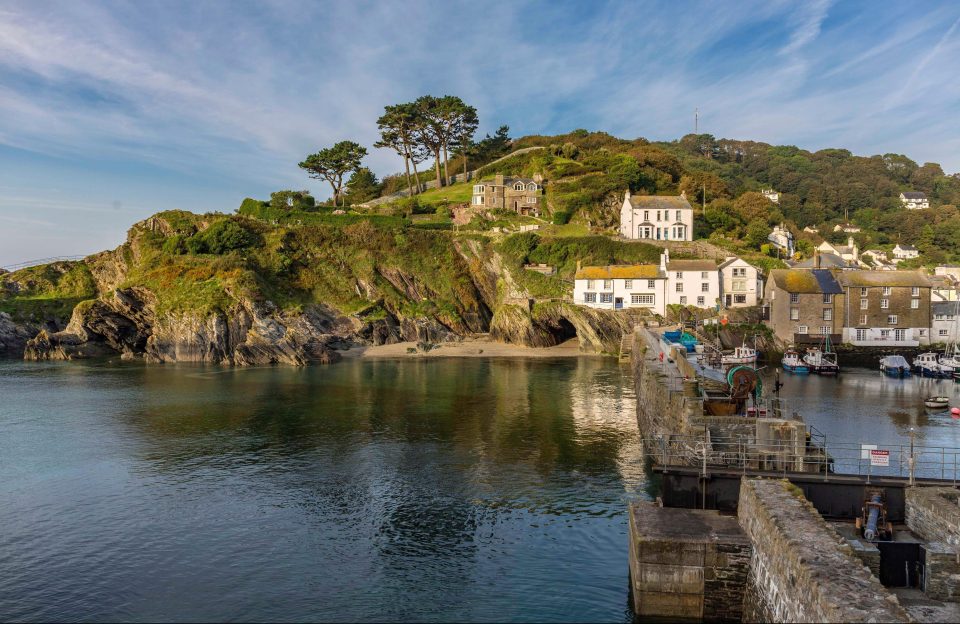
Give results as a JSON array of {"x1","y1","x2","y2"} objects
[{"x1": 952, "y1": 407, "x2": 960, "y2": 419}]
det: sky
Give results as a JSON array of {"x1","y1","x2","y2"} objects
[{"x1": 2, "y1": 0, "x2": 960, "y2": 265}]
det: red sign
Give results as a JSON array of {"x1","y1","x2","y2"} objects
[{"x1": 870, "y1": 449, "x2": 890, "y2": 467}]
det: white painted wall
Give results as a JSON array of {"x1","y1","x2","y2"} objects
[
  {"x1": 619, "y1": 197, "x2": 694, "y2": 241},
  {"x1": 665, "y1": 268, "x2": 721, "y2": 309},
  {"x1": 573, "y1": 277, "x2": 667, "y2": 315},
  {"x1": 720, "y1": 258, "x2": 761, "y2": 307}
]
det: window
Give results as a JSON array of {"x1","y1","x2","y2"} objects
[
  {"x1": 527, "y1": 183, "x2": 537, "y2": 191},
  {"x1": 798, "y1": 325, "x2": 808, "y2": 334},
  {"x1": 790, "y1": 308, "x2": 799, "y2": 320},
  {"x1": 734, "y1": 294, "x2": 746, "y2": 303},
  {"x1": 643, "y1": 210, "x2": 649, "y2": 221},
  {"x1": 882, "y1": 287, "x2": 892, "y2": 295},
  {"x1": 861, "y1": 287, "x2": 868, "y2": 296},
  {"x1": 473, "y1": 185, "x2": 484, "y2": 193},
  {"x1": 656, "y1": 211, "x2": 661, "y2": 221},
  {"x1": 701, "y1": 272, "x2": 709, "y2": 279},
  {"x1": 624, "y1": 280, "x2": 632, "y2": 289},
  {"x1": 861, "y1": 298, "x2": 868, "y2": 310},
  {"x1": 472, "y1": 195, "x2": 484, "y2": 205},
  {"x1": 887, "y1": 314, "x2": 898, "y2": 325},
  {"x1": 632, "y1": 294, "x2": 654, "y2": 305},
  {"x1": 823, "y1": 294, "x2": 833, "y2": 304},
  {"x1": 911, "y1": 299, "x2": 919, "y2": 309},
  {"x1": 912, "y1": 287, "x2": 920, "y2": 296},
  {"x1": 583, "y1": 292, "x2": 596, "y2": 303},
  {"x1": 733, "y1": 267, "x2": 746, "y2": 277},
  {"x1": 820, "y1": 326, "x2": 831, "y2": 335},
  {"x1": 823, "y1": 309, "x2": 833, "y2": 321},
  {"x1": 895, "y1": 329, "x2": 906, "y2": 342},
  {"x1": 919, "y1": 329, "x2": 927, "y2": 337},
  {"x1": 600, "y1": 293, "x2": 613, "y2": 303},
  {"x1": 676, "y1": 283, "x2": 685, "y2": 294},
  {"x1": 526, "y1": 196, "x2": 537, "y2": 203},
  {"x1": 679, "y1": 296, "x2": 687, "y2": 304},
  {"x1": 701, "y1": 283, "x2": 710, "y2": 292},
  {"x1": 790, "y1": 293, "x2": 799, "y2": 303},
  {"x1": 697, "y1": 296, "x2": 705, "y2": 305},
  {"x1": 860, "y1": 314, "x2": 868, "y2": 325},
  {"x1": 881, "y1": 298, "x2": 889, "y2": 309},
  {"x1": 647, "y1": 280, "x2": 655, "y2": 288},
  {"x1": 514, "y1": 182, "x2": 524, "y2": 191},
  {"x1": 941, "y1": 329, "x2": 950, "y2": 337},
  {"x1": 880, "y1": 329, "x2": 891, "y2": 339},
  {"x1": 856, "y1": 328, "x2": 868, "y2": 341},
  {"x1": 733, "y1": 280, "x2": 746, "y2": 291},
  {"x1": 603, "y1": 280, "x2": 612, "y2": 290},
  {"x1": 676, "y1": 210, "x2": 681, "y2": 221},
  {"x1": 587, "y1": 280, "x2": 594, "y2": 289},
  {"x1": 675, "y1": 272, "x2": 683, "y2": 279}
]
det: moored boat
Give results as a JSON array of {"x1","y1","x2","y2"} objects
[
  {"x1": 722, "y1": 344, "x2": 758, "y2": 366},
  {"x1": 925, "y1": 396, "x2": 950, "y2": 410},
  {"x1": 804, "y1": 347, "x2": 839, "y2": 375},
  {"x1": 913, "y1": 352, "x2": 951, "y2": 378},
  {"x1": 781, "y1": 349, "x2": 809, "y2": 374},
  {"x1": 880, "y1": 355, "x2": 911, "y2": 378}
]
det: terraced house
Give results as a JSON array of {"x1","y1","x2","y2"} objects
[
  {"x1": 471, "y1": 174, "x2": 542, "y2": 216},
  {"x1": 573, "y1": 264, "x2": 667, "y2": 315},
  {"x1": 764, "y1": 269, "x2": 845, "y2": 344},
  {"x1": 836, "y1": 271, "x2": 932, "y2": 346}
]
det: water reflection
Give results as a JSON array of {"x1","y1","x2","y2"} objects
[{"x1": 0, "y1": 357, "x2": 642, "y2": 622}]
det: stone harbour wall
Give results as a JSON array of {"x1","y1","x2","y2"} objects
[
  {"x1": 905, "y1": 487, "x2": 960, "y2": 602},
  {"x1": 738, "y1": 478, "x2": 909, "y2": 623}
]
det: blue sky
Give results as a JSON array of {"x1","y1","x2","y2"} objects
[{"x1": 2, "y1": 0, "x2": 960, "y2": 265}]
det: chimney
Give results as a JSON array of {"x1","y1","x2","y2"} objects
[
  {"x1": 495, "y1": 174, "x2": 504, "y2": 186},
  {"x1": 624, "y1": 188, "x2": 631, "y2": 201},
  {"x1": 576, "y1": 259, "x2": 582, "y2": 273},
  {"x1": 680, "y1": 190, "x2": 687, "y2": 199},
  {"x1": 814, "y1": 249, "x2": 821, "y2": 269},
  {"x1": 660, "y1": 250, "x2": 669, "y2": 271}
]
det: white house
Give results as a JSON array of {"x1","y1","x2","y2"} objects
[
  {"x1": 619, "y1": 191, "x2": 694, "y2": 241},
  {"x1": 573, "y1": 264, "x2": 667, "y2": 315},
  {"x1": 900, "y1": 192, "x2": 929, "y2": 210},
  {"x1": 803, "y1": 226, "x2": 819, "y2": 234},
  {"x1": 761, "y1": 189, "x2": 780, "y2": 204},
  {"x1": 833, "y1": 223, "x2": 861, "y2": 233},
  {"x1": 818, "y1": 237, "x2": 860, "y2": 265},
  {"x1": 861, "y1": 249, "x2": 895, "y2": 271},
  {"x1": 892, "y1": 243, "x2": 919, "y2": 261},
  {"x1": 662, "y1": 250, "x2": 721, "y2": 309},
  {"x1": 932, "y1": 301, "x2": 960, "y2": 343},
  {"x1": 934, "y1": 265, "x2": 960, "y2": 281},
  {"x1": 719, "y1": 257, "x2": 763, "y2": 307},
  {"x1": 767, "y1": 223, "x2": 795, "y2": 257}
]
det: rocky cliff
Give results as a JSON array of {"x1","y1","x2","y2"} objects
[{"x1": 5, "y1": 211, "x2": 636, "y2": 365}]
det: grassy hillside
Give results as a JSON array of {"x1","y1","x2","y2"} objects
[{"x1": 0, "y1": 262, "x2": 97, "y2": 322}]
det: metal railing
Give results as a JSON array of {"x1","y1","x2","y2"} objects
[
  {"x1": 643, "y1": 431, "x2": 960, "y2": 484},
  {"x1": 1, "y1": 255, "x2": 87, "y2": 272}
]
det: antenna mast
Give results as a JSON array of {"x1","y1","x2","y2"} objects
[{"x1": 695, "y1": 108, "x2": 699, "y2": 134}]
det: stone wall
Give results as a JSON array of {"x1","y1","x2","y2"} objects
[
  {"x1": 906, "y1": 487, "x2": 960, "y2": 601},
  {"x1": 628, "y1": 502, "x2": 750, "y2": 622},
  {"x1": 738, "y1": 478, "x2": 909, "y2": 623}
]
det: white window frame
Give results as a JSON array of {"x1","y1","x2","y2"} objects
[
  {"x1": 647, "y1": 279, "x2": 655, "y2": 288},
  {"x1": 734, "y1": 294, "x2": 746, "y2": 304},
  {"x1": 861, "y1": 287, "x2": 868, "y2": 296},
  {"x1": 912, "y1": 287, "x2": 920, "y2": 296},
  {"x1": 823, "y1": 309, "x2": 833, "y2": 321},
  {"x1": 856, "y1": 328, "x2": 868, "y2": 341},
  {"x1": 624, "y1": 280, "x2": 632, "y2": 289},
  {"x1": 823, "y1": 294, "x2": 833, "y2": 304},
  {"x1": 819, "y1": 326, "x2": 831, "y2": 336},
  {"x1": 584, "y1": 292, "x2": 596, "y2": 303},
  {"x1": 860, "y1": 314, "x2": 868, "y2": 325},
  {"x1": 679, "y1": 296, "x2": 687, "y2": 305},
  {"x1": 881, "y1": 298, "x2": 889, "y2": 309},
  {"x1": 790, "y1": 293, "x2": 799, "y2": 303},
  {"x1": 798, "y1": 325, "x2": 808, "y2": 334},
  {"x1": 676, "y1": 283, "x2": 684, "y2": 292},
  {"x1": 911, "y1": 299, "x2": 919, "y2": 309},
  {"x1": 882, "y1": 287, "x2": 892, "y2": 295},
  {"x1": 603, "y1": 280, "x2": 612, "y2": 290},
  {"x1": 632, "y1": 294, "x2": 654, "y2": 305},
  {"x1": 701, "y1": 283, "x2": 710, "y2": 292},
  {"x1": 887, "y1": 314, "x2": 898, "y2": 325},
  {"x1": 600, "y1": 292, "x2": 613, "y2": 303},
  {"x1": 697, "y1": 296, "x2": 705, "y2": 306},
  {"x1": 790, "y1": 308, "x2": 799, "y2": 321},
  {"x1": 861, "y1": 298, "x2": 868, "y2": 310},
  {"x1": 941, "y1": 329, "x2": 950, "y2": 337}
]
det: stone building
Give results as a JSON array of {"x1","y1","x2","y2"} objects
[
  {"x1": 764, "y1": 269, "x2": 845, "y2": 343},
  {"x1": 932, "y1": 301, "x2": 960, "y2": 343},
  {"x1": 836, "y1": 271, "x2": 932, "y2": 346},
  {"x1": 619, "y1": 191, "x2": 694, "y2": 241},
  {"x1": 471, "y1": 174, "x2": 543, "y2": 216}
]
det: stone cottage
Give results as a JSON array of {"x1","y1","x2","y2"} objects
[{"x1": 471, "y1": 174, "x2": 543, "y2": 216}]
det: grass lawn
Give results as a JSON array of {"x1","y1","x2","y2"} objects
[
  {"x1": 538, "y1": 223, "x2": 591, "y2": 237},
  {"x1": 415, "y1": 181, "x2": 473, "y2": 205}
]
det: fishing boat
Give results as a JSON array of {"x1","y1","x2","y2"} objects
[
  {"x1": 721, "y1": 344, "x2": 758, "y2": 366},
  {"x1": 803, "y1": 334, "x2": 839, "y2": 375},
  {"x1": 925, "y1": 396, "x2": 950, "y2": 410},
  {"x1": 880, "y1": 355, "x2": 911, "y2": 378},
  {"x1": 940, "y1": 301, "x2": 960, "y2": 379},
  {"x1": 913, "y1": 352, "x2": 950, "y2": 378},
  {"x1": 781, "y1": 349, "x2": 810, "y2": 374}
]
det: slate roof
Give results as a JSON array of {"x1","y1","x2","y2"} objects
[
  {"x1": 933, "y1": 301, "x2": 959, "y2": 316},
  {"x1": 666, "y1": 259, "x2": 718, "y2": 271},
  {"x1": 792, "y1": 253, "x2": 852, "y2": 269},
  {"x1": 480, "y1": 177, "x2": 538, "y2": 187},
  {"x1": 836, "y1": 271, "x2": 932, "y2": 288},
  {"x1": 575, "y1": 265, "x2": 663, "y2": 280},
  {"x1": 902, "y1": 192, "x2": 928, "y2": 200},
  {"x1": 770, "y1": 269, "x2": 842, "y2": 294},
  {"x1": 626, "y1": 195, "x2": 694, "y2": 211},
  {"x1": 895, "y1": 244, "x2": 918, "y2": 252}
]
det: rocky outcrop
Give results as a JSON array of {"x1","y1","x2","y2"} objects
[
  {"x1": 0, "y1": 312, "x2": 38, "y2": 357},
  {"x1": 490, "y1": 301, "x2": 630, "y2": 353}
]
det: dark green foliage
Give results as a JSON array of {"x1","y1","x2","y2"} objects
[
  {"x1": 162, "y1": 235, "x2": 188, "y2": 255},
  {"x1": 552, "y1": 211, "x2": 572, "y2": 225},
  {"x1": 526, "y1": 236, "x2": 661, "y2": 276},
  {"x1": 187, "y1": 219, "x2": 261, "y2": 255},
  {"x1": 270, "y1": 190, "x2": 316, "y2": 211},
  {"x1": 343, "y1": 168, "x2": 382, "y2": 204}
]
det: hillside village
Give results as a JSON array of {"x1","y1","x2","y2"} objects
[{"x1": 4, "y1": 95, "x2": 960, "y2": 361}]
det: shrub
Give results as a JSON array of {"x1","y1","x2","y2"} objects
[
  {"x1": 552, "y1": 211, "x2": 572, "y2": 225},
  {"x1": 162, "y1": 235, "x2": 188, "y2": 255},
  {"x1": 269, "y1": 190, "x2": 316, "y2": 212},
  {"x1": 187, "y1": 219, "x2": 261, "y2": 255}
]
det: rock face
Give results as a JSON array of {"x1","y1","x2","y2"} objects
[{"x1": 0, "y1": 312, "x2": 38, "y2": 358}]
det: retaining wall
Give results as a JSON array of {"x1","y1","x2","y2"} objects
[
  {"x1": 738, "y1": 478, "x2": 909, "y2": 623},
  {"x1": 906, "y1": 487, "x2": 960, "y2": 601}
]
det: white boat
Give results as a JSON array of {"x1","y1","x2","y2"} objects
[
  {"x1": 925, "y1": 396, "x2": 950, "y2": 409},
  {"x1": 722, "y1": 345, "x2": 758, "y2": 366},
  {"x1": 880, "y1": 355, "x2": 911, "y2": 378},
  {"x1": 914, "y1": 352, "x2": 951, "y2": 378},
  {"x1": 804, "y1": 347, "x2": 839, "y2": 375},
  {"x1": 781, "y1": 349, "x2": 809, "y2": 373}
]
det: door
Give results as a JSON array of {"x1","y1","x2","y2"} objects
[
  {"x1": 615, "y1": 298, "x2": 624, "y2": 310},
  {"x1": 877, "y1": 542, "x2": 923, "y2": 587},
  {"x1": 725, "y1": 295, "x2": 732, "y2": 307}
]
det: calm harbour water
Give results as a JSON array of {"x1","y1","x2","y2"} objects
[{"x1": 0, "y1": 357, "x2": 645, "y2": 623}]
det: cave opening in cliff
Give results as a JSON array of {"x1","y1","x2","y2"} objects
[{"x1": 553, "y1": 318, "x2": 577, "y2": 344}]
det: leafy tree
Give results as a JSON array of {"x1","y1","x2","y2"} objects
[
  {"x1": 733, "y1": 191, "x2": 775, "y2": 223},
  {"x1": 299, "y1": 141, "x2": 367, "y2": 207},
  {"x1": 375, "y1": 103, "x2": 428, "y2": 195},
  {"x1": 412, "y1": 95, "x2": 447, "y2": 190},
  {"x1": 187, "y1": 219, "x2": 260, "y2": 255},
  {"x1": 744, "y1": 219, "x2": 770, "y2": 250},
  {"x1": 435, "y1": 95, "x2": 478, "y2": 184},
  {"x1": 270, "y1": 190, "x2": 315, "y2": 211},
  {"x1": 679, "y1": 171, "x2": 728, "y2": 206},
  {"x1": 344, "y1": 167, "x2": 382, "y2": 205}
]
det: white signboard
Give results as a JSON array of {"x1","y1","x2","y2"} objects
[
  {"x1": 861, "y1": 444, "x2": 877, "y2": 460},
  {"x1": 870, "y1": 449, "x2": 890, "y2": 467}
]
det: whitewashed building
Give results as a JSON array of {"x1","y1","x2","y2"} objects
[
  {"x1": 932, "y1": 301, "x2": 960, "y2": 343},
  {"x1": 892, "y1": 244, "x2": 920, "y2": 261},
  {"x1": 662, "y1": 250, "x2": 721, "y2": 309},
  {"x1": 619, "y1": 191, "x2": 694, "y2": 241},
  {"x1": 900, "y1": 192, "x2": 929, "y2": 210},
  {"x1": 818, "y1": 238, "x2": 860, "y2": 265},
  {"x1": 573, "y1": 264, "x2": 667, "y2": 315},
  {"x1": 768, "y1": 224, "x2": 795, "y2": 257},
  {"x1": 719, "y1": 257, "x2": 764, "y2": 307},
  {"x1": 761, "y1": 189, "x2": 780, "y2": 204}
]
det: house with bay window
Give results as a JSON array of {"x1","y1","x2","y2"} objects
[
  {"x1": 619, "y1": 190, "x2": 694, "y2": 241},
  {"x1": 719, "y1": 257, "x2": 763, "y2": 307},
  {"x1": 471, "y1": 174, "x2": 542, "y2": 216},
  {"x1": 573, "y1": 264, "x2": 667, "y2": 315}
]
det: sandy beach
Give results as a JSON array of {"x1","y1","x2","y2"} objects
[{"x1": 339, "y1": 337, "x2": 599, "y2": 359}]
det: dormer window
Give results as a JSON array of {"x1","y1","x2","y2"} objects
[
  {"x1": 473, "y1": 185, "x2": 484, "y2": 194},
  {"x1": 514, "y1": 182, "x2": 525, "y2": 191},
  {"x1": 527, "y1": 183, "x2": 537, "y2": 191}
]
